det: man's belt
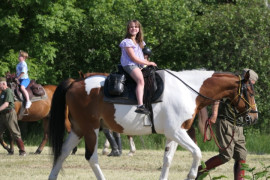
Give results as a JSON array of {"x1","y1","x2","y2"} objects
[{"x1": 0, "y1": 109, "x2": 12, "y2": 115}]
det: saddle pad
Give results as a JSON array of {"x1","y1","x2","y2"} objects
[{"x1": 103, "y1": 70, "x2": 164, "y2": 105}]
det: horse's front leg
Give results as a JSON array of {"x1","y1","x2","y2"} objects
[
  {"x1": 159, "y1": 139, "x2": 178, "y2": 180},
  {"x1": 102, "y1": 138, "x2": 110, "y2": 155},
  {"x1": 166, "y1": 129, "x2": 202, "y2": 180},
  {"x1": 127, "y1": 135, "x2": 136, "y2": 156}
]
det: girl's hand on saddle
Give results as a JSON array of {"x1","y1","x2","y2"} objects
[{"x1": 147, "y1": 61, "x2": 157, "y2": 67}]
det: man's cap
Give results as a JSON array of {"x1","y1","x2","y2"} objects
[
  {"x1": 0, "y1": 77, "x2": 6, "y2": 82},
  {"x1": 242, "y1": 68, "x2": 258, "y2": 82}
]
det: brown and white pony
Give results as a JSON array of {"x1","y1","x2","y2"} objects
[{"x1": 48, "y1": 69, "x2": 258, "y2": 180}]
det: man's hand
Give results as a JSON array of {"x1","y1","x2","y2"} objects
[{"x1": 210, "y1": 101, "x2": 220, "y2": 123}]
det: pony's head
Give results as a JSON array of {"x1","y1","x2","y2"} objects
[
  {"x1": 5, "y1": 72, "x2": 17, "y2": 90},
  {"x1": 230, "y1": 70, "x2": 258, "y2": 126}
]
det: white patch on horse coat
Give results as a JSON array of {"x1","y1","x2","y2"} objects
[
  {"x1": 163, "y1": 70, "x2": 214, "y2": 123},
  {"x1": 84, "y1": 75, "x2": 106, "y2": 95},
  {"x1": 113, "y1": 104, "x2": 153, "y2": 135}
]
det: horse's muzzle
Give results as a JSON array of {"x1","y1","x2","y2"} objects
[{"x1": 244, "y1": 114, "x2": 258, "y2": 126}]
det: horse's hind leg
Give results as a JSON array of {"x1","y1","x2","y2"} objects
[
  {"x1": 49, "y1": 130, "x2": 80, "y2": 180},
  {"x1": 85, "y1": 129, "x2": 105, "y2": 180},
  {"x1": 0, "y1": 131, "x2": 14, "y2": 154},
  {"x1": 35, "y1": 118, "x2": 48, "y2": 154},
  {"x1": 159, "y1": 139, "x2": 178, "y2": 180}
]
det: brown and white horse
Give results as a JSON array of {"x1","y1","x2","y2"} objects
[{"x1": 48, "y1": 69, "x2": 258, "y2": 180}]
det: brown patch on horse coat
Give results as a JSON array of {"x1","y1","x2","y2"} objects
[
  {"x1": 66, "y1": 80, "x2": 124, "y2": 137},
  {"x1": 182, "y1": 73, "x2": 238, "y2": 130},
  {"x1": 181, "y1": 115, "x2": 196, "y2": 130}
]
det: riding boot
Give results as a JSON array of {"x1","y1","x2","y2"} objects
[
  {"x1": 103, "y1": 129, "x2": 120, "y2": 157},
  {"x1": 16, "y1": 138, "x2": 26, "y2": 156},
  {"x1": 196, "y1": 155, "x2": 224, "y2": 179},
  {"x1": 113, "y1": 132, "x2": 122, "y2": 155},
  {"x1": 234, "y1": 160, "x2": 245, "y2": 180}
]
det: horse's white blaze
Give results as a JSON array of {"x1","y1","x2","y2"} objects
[{"x1": 84, "y1": 75, "x2": 106, "y2": 95}]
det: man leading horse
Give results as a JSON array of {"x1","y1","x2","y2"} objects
[{"x1": 196, "y1": 68, "x2": 258, "y2": 180}]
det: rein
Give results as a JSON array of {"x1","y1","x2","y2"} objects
[
  {"x1": 162, "y1": 69, "x2": 219, "y2": 102},
  {"x1": 203, "y1": 117, "x2": 235, "y2": 150}
]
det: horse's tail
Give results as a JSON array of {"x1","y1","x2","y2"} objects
[{"x1": 49, "y1": 78, "x2": 75, "y2": 166}]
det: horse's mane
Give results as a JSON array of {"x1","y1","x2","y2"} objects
[
  {"x1": 78, "y1": 71, "x2": 108, "y2": 80},
  {"x1": 176, "y1": 68, "x2": 208, "y2": 73},
  {"x1": 214, "y1": 71, "x2": 236, "y2": 76}
]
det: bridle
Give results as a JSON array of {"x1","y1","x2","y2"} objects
[{"x1": 226, "y1": 75, "x2": 258, "y2": 126}]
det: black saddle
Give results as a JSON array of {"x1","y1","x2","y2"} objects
[{"x1": 103, "y1": 65, "x2": 164, "y2": 105}]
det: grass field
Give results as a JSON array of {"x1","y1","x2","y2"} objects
[{"x1": 0, "y1": 146, "x2": 269, "y2": 180}]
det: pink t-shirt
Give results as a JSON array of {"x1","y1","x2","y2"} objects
[{"x1": 119, "y1": 38, "x2": 146, "y2": 66}]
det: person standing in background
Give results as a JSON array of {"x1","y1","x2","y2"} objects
[{"x1": 0, "y1": 77, "x2": 26, "y2": 156}]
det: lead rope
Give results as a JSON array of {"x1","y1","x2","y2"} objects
[{"x1": 203, "y1": 117, "x2": 235, "y2": 151}]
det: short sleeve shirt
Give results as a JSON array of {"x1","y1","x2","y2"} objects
[
  {"x1": 16, "y1": 61, "x2": 29, "y2": 79},
  {"x1": 218, "y1": 99, "x2": 243, "y2": 123},
  {"x1": 120, "y1": 38, "x2": 146, "y2": 66},
  {"x1": 0, "y1": 88, "x2": 14, "y2": 110}
]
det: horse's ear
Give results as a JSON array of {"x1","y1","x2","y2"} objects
[
  {"x1": 78, "y1": 71, "x2": 85, "y2": 79},
  {"x1": 244, "y1": 70, "x2": 250, "y2": 82},
  {"x1": 5, "y1": 72, "x2": 10, "y2": 79}
]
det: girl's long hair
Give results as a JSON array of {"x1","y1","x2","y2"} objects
[{"x1": 125, "y1": 20, "x2": 144, "y2": 49}]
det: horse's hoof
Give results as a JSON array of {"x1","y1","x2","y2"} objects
[
  {"x1": 102, "y1": 148, "x2": 110, "y2": 155},
  {"x1": 128, "y1": 152, "x2": 134, "y2": 157},
  {"x1": 34, "y1": 149, "x2": 42, "y2": 154},
  {"x1": 8, "y1": 151, "x2": 14, "y2": 155},
  {"x1": 71, "y1": 147, "x2": 77, "y2": 155}
]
